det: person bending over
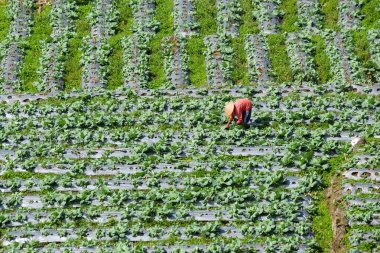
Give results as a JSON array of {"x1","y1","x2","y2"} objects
[{"x1": 224, "y1": 98, "x2": 252, "y2": 129}]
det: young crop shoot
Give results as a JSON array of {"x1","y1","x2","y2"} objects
[
  {"x1": 323, "y1": 31, "x2": 367, "y2": 85},
  {"x1": 173, "y1": 0, "x2": 198, "y2": 36},
  {"x1": 244, "y1": 34, "x2": 273, "y2": 85},
  {"x1": 338, "y1": 0, "x2": 362, "y2": 30},
  {"x1": 130, "y1": 0, "x2": 160, "y2": 35},
  {"x1": 367, "y1": 30, "x2": 380, "y2": 82},
  {"x1": 80, "y1": 0, "x2": 119, "y2": 89},
  {"x1": 216, "y1": 0, "x2": 242, "y2": 37},
  {"x1": 296, "y1": 0, "x2": 322, "y2": 31},
  {"x1": 204, "y1": 35, "x2": 234, "y2": 86},
  {"x1": 36, "y1": 0, "x2": 77, "y2": 92},
  {"x1": 252, "y1": 0, "x2": 283, "y2": 34},
  {"x1": 285, "y1": 32, "x2": 318, "y2": 84},
  {"x1": 122, "y1": 35, "x2": 150, "y2": 88},
  {"x1": 162, "y1": 36, "x2": 190, "y2": 88},
  {"x1": 0, "y1": 0, "x2": 33, "y2": 92}
]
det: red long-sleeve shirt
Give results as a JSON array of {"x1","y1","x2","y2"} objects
[{"x1": 229, "y1": 99, "x2": 252, "y2": 125}]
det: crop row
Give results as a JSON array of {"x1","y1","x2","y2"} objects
[
  {"x1": 296, "y1": 0, "x2": 322, "y2": 31},
  {"x1": 244, "y1": 34, "x2": 273, "y2": 85},
  {"x1": 36, "y1": 0, "x2": 77, "y2": 92},
  {"x1": 285, "y1": 32, "x2": 318, "y2": 84},
  {"x1": 252, "y1": 0, "x2": 282, "y2": 34},
  {"x1": 323, "y1": 30, "x2": 367, "y2": 85},
  {"x1": 162, "y1": 36, "x2": 190, "y2": 88},
  {"x1": 0, "y1": 170, "x2": 301, "y2": 193},
  {"x1": 216, "y1": 0, "x2": 241, "y2": 37},
  {"x1": 4, "y1": 242, "x2": 312, "y2": 253},
  {"x1": 0, "y1": 185, "x2": 311, "y2": 210},
  {"x1": 0, "y1": 81, "x2": 378, "y2": 105},
  {"x1": 342, "y1": 153, "x2": 380, "y2": 251},
  {"x1": 131, "y1": 0, "x2": 159, "y2": 34},
  {"x1": 0, "y1": 0, "x2": 33, "y2": 92},
  {"x1": 173, "y1": 0, "x2": 197, "y2": 36},
  {"x1": 204, "y1": 35, "x2": 234, "y2": 86},
  {"x1": 2, "y1": 158, "x2": 303, "y2": 176},
  {"x1": 122, "y1": 35, "x2": 151, "y2": 88},
  {"x1": 338, "y1": 0, "x2": 362, "y2": 30},
  {"x1": 80, "y1": 0, "x2": 119, "y2": 89}
]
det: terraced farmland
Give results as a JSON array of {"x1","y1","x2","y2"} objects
[{"x1": 0, "y1": 0, "x2": 379, "y2": 252}]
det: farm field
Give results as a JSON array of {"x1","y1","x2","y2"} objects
[{"x1": 0, "y1": 0, "x2": 379, "y2": 252}]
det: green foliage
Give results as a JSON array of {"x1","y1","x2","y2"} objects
[
  {"x1": 20, "y1": 7, "x2": 52, "y2": 92},
  {"x1": 239, "y1": 0, "x2": 259, "y2": 35},
  {"x1": 63, "y1": 5, "x2": 91, "y2": 91},
  {"x1": 320, "y1": 0, "x2": 339, "y2": 30},
  {"x1": 108, "y1": 0, "x2": 133, "y2": 90},
  {"x1": 231, "y1": 37, "x2": 249, "y2": 85},
  {"x1": 361, "y1": 0, "x2": 380, "y2": 29},
  {"x1": 188, "y1": 37, "x2": 206, "y2": 87},
  {"x1": 280, "y1": 0, "x2": 298, "y2": 32},
  {"x1": 0, "y1": 1, "x2": 9, "y2": 44},
  {"x1": 351, "y1": 30, "x2": 378, "y2": 83},
  {"x1": 186, "y1": 0, "x2": 217, "y2": 87},
  {"x1": 194, "y1": 0, "x2": 217, "y2": 36},
  {"x1": 311, "y1": 191, "x2": 333, "y2": 253},
  {"x1": 148, "y1": 0, "x2": 173, "y2": 88},
  {"x1": 267, "y1": 34, "x2": 293, "y2": 83},
  {"x1": 311, "y1": 35, "x2": 332, "y2": 84}
]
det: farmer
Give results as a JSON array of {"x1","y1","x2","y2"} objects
[{"x1": 224, "y1": 98, "x2": 252, "y2": 129}]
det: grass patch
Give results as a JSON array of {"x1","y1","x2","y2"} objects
[
  {"x1": 267, "y1": 34, "x2": 293, "y2": 83},
  {"x1": 361, "y1": 0, "x2": 380, "y2": 29},
  {"x1": 194, "y1": 0, "x2": 217, "y2": 36},
  {"x1": 320, "y1": 0, "x2": 339, "y2": 30},
  {"x1": 148, "y1": 0, "x2": 173, "y2": 88},
  {"x1": 188, "y1": 37, "x2": 207, "y2": 87},
  {"x1": 231, "y1": 37, "x2": 249, "y2": 85},
  {"x1": 20, "y1": 6, "x2": 52, "y2": 92},
  {"x1": 280, "y1": 0, "x2": 298, "y2": 32},
  {"x1": 0, "y1": 1, "x2": 9, "y2": 44},
  {"x1": 107, "y1": 0, "x2": 132, "y2": 90},
  {"x1": 63, "y1": 5, "x2": 91, "y2": 91},
  {"x1": 312, "y1": 190, "x2": 333, "y2": 252},
  {"x1": 187, "y1": 0, "x2": 217, "y2": 87},
  {"x1": 239, "y1": 0, "x2": 259, "y2": 35},
  {"x1": 311, "y1": 35, "x2": 332, "y2": 83},
  {"x1": 351, "y1": 30, "x2": 378, "y2": 83}
]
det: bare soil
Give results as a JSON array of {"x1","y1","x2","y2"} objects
[{"x1": 326, "y1": 174, "x2": 347, "y2": 253}]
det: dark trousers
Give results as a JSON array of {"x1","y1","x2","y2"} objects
[{"x1": 242, "y1": 109, "x2": 252, "y2": 124}]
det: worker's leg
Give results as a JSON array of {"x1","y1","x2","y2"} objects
[{"x1": 244, "y1": 109, "x2": 252, "y2": 124}]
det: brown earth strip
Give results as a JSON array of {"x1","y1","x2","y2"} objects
[{"x1": 326, "y1": 174, "x2": 347, "y2": 253}]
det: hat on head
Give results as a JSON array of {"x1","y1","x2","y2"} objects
[{"x1": 224, "y1": 102, "x2": 235, "y2": 117}]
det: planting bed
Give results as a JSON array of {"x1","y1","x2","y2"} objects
[
  {"x1": 342, "y1": 148, "x2": 380, "y2": 252},
  {"x1": 245, "y1": 34, "x2": 273, "y2": 85},
  {"x1": 204, "y1": 35, "x2": 233, "y2": 86},
  {"x1": 338, "y1": 0, "x2": 361, "y2": 30},
  {"x1": 81, "y1": 0, "x2": 118, "y2": 89},
  {"x1": 36, "y1": 0, "x2": 77, "y2": 92},
  {"x1": 162, "y1": 36, "x2": 190, "y2": 88},
  {"x1": 173, "y1": 0, "x2": 197, "y2": 36},
  {"x1": 0, "y1": 0, "x2": 33, "y2": 92},
  {"x1": 252, "y1": 0, "x2": 281, "y2": 34},
  {"x1": 296, "y1": 0, "x2": 322, "y2": 31},
  {"x1": 216, "y1": 0, "x2": 241, "y2": 37},
  {"x1": 285, "y1": 33, "x2": 318, "y2": 84}
]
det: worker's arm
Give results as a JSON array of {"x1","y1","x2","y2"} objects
[{"x1": 225, "y1": 115, "x2": 234, "y2": 129}]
